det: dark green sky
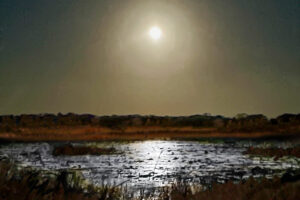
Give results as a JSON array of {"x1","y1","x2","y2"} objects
[{"x1": 0, "y1": 0, "x2": 299, "y2": 117}]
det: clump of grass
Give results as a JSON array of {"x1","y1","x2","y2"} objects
[
  {"x1": 196, "y1": 138, "x2": 224, "y2": 144},
  {"x1": 0, "y1": 158, "x2": 122, "y2": 200},
  {"x1": 244, "y1": 146, "x2": 300, "y2": 160},
  {"x1": 157, "y1": 176, "x2": 300, "y2": 200},
  {"x1": 53, "y1": 144, "x2": 118, "y2": 156}
]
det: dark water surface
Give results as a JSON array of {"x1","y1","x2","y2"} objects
[{"x1": 0, "y1": 140, "x2": 299, "y2": 191}]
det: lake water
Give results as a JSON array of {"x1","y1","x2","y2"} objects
[{"x1": 0, "y1": 140, "x2": 299, "y2": 191}]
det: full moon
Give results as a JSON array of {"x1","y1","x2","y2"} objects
[{"x1": 149, "y1": 26, "x2": 162, "y2": 40}]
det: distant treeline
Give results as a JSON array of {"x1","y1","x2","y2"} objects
[{"x1": 0, "y1": 113, "x2": 299, "y2": 132}]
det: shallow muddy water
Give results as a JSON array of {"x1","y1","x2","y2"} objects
[{"x1": 0, "y1": 140, "x2": 299, "y2": 191}]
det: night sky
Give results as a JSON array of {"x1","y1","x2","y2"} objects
[{"x1": 0, "y1": 0, "x2": 299, "y2": 117}]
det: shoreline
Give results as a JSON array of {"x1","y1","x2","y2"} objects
[
  {"x1": 0, "y1": 113, "x2": 299, "y2": 142},
  {"x1": 1, "y1": 129, "x2": 299, "y2": 142}
]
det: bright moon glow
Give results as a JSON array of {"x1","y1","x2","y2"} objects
[{"x1": 149, "y1": 26, "x2": 162, "y2": 40}]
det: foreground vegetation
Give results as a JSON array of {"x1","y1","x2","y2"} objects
[
  {"x1": 0, "y1": 158, "x2": 122, "y2": 200},
  {"x1": 1, "y1": 158, "x2": 300, "y2": 200},
  {"x1": 168, "y1": 175, "x2": 300, "y2": 200}
]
